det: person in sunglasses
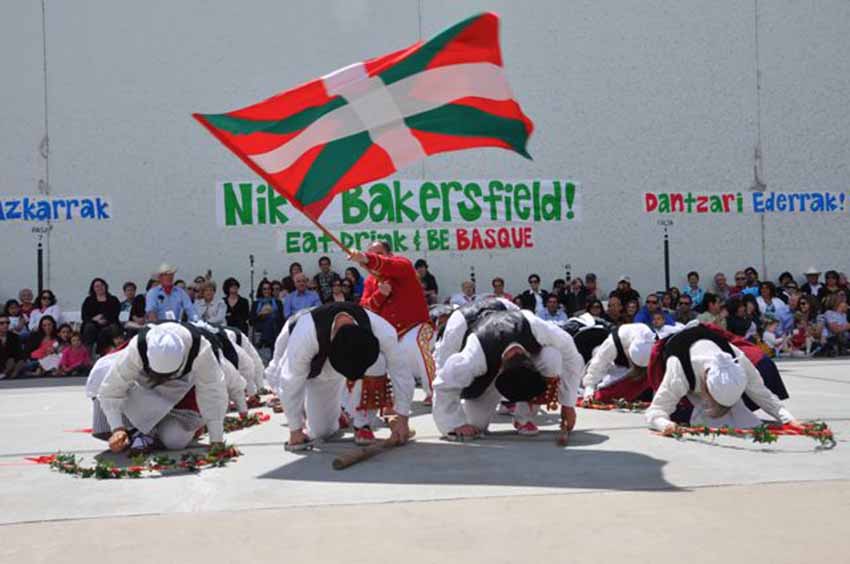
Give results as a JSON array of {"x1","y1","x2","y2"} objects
[
  {"x1": 27, "y1": 289, "x2": 62, "y2": 332},
  {"x1": 93, "y1": 322, "x2": 246, "y2": 454}
]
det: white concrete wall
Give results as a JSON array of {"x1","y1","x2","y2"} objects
[{"x1": 1, "y1": 0, "x2": 848, "y2": 308}]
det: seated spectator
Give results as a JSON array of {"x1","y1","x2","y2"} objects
[
  {"x1": 4, "y1": 300, "x2": 30, "y2": 340},
  {"x1": 284, "y1": 273, "x2": 321, "y2": 317},
  {"x1": 744, "y1": 266, "x2": 760, "y2": 289},
  {"x1": 272, "y1": 280, "x2": 285, "y2": 300},
  {"x1": 623, "y1": 299, "x2": 639, "y2": 324},
  {"x1": 251, "y1": 280, "x2": 285, "y2": 350},
  {"x1": 222, "y1": 276, "x2": 250, "y2": 332},
  {"x1": 801, "y1": 267, "x2": 823, "y2": 300},
  {"x1": 518, "y1": 274, "x2": 548, "y2": 313},
  {"x1": 603, "y1": 295, "x2": 624, "y2": 325},
  {"x1": 697, "y1": 293, "x2": 726, "y2": 329},
  {"x1": 450, "y1": 280, "x2": 477, "y2": 307},
  {"x1": 18, "y1": 288, "x2": 35, "y2": 317},
  {"x1": 756, "y1": 281, "x2": 792, "y2": 335},
  {"x1": 586, "y1": 299, "x2": 605, "y2": 319},
  {"x1": 651, "y1": 311, "x2": 668, "y2": 332},
  {"x1": 415, "y1": 259, "x2": 439, "y2": 305},
  {"x1": 56, "y1": 332, "x2": 92, "y2": 377},
  {"x1": 313, "y1": 256, "x2": 341, "y2": 303},
  {"x1": 146, "y1": 264, "x2": 198, "y2": 323},
  {"x1": 726, "y1": 297, "x2": 757, "y2": 340},
  {"x1": 660, "y1": 291, "x2": 675, "y2": 314},
  {"x1": 28, "y1": 289, "x2": 62, "y2": 332},
  {"x1": 539, "y1": 294, "x2": 567, "y2": 323},
  {"x1": 634, "y1": 294, "x2": 674, "y2": 327},
  {"x1": 674, "y1": 294, "x2": 697, "y2": 324},
  {"x1": 669, "y1": 287, "x2": 681, "y2": 308},
  {"x1": 98, "y1": 325, "x2": 128, "y2": 356},
  {"x1": 56, "y1": 323, "x2": 73, "y2": 353},
  {"x1": 839, "y1": 272, "x2": 849, "y2": 291},
  {"x1": 329, "y1": 279, "x2": 348, "y2": 303},
  {"x1": 819, "y1": 270, "x2": 841, "y2": 311},
  {"x1": 584, "y1": 273, "x2": 600, "y2": 301},
  {"x1": 552, "y1": 278, "x2": 567, "y2": 298},
  {"x1": 562, "y1": 277, "x2": 589, "y2": 316},
  {"x1": 81, "y1": 278, "x2": 121, "y2": 349},
  {"x1": 180, "y1": 280, "x2": 198, "y2": 303},
  {"x1": 282, "y1": 262, "x2": 302, "y2": 294},
  {"x1": 195, "y1": 280, "x2": 227, "y2": 326},
  {"x1": 613, "y1": 276, "x2": 640, "y2": 307},
  {"x1": 681, "y1": 271, "x2": 704, "y2": 310},
  {"x1": 822, "y1": 293, "x2": 849, "y2": 356},
  {"x1": 713, "y1": 272, "x2": 731, "y2": 301},
  {"x1": 120, "y1": 282, "x2": 138, "y2": 313},
  {"x1": 788, "y1": 309, "x2": 820, "y2": 357},
  {"x1": 341, "y1": 279, "x2": 356, "y2": 301},
  {"x1": 344, "y1": 267, "x2": 364, "y2": 301},
  {"x1": 488, "y1": 277, "x2": 513, "y2": 301},
  {"x1": 743, "y1": 294, "x2": 763, "y2": 334},
  {"x1": 23, "y1": 315, "x2": 60, "y2": 376},
  {"x1": 0, "y1": 313, "x2": 25, "y2": 380}
]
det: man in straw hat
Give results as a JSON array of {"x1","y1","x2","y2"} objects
[
  {"x1": 146, "y1": 263, "x2": 198, "y2": 323},
  {"x1": 801, "y1": 267, "x2": 823, "y2": 299}
]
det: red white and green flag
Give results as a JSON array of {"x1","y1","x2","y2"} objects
[{"x1": 194, "y1": 12, "x2": 534, "y2": 220}]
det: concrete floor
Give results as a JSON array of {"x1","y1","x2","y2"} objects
[{"x1": 1, "y1": 358, "x2": 848, "y2": 563}]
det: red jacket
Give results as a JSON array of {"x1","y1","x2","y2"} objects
[{"x1": 360, "y1": 253, "x2": 429, "y2": 336}]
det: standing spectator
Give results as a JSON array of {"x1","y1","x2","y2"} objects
[
  {"x1": 450, "y1": 280, "x2": 477, "y2": 307},
  {"x1": 57, "y1": 332, "x2": 92, "y2": 377},
  {"x1": 681, "y1": 271, "x2": 704, "y2": 309},
  {"x1": 251, "y1": 280, "x2": 284, "y2": 349},
  {"x1": 283, "y1": 273, "x2": 321, "y2": 317},
  {"x1": 757, "y1": 282, "x2": 792, "y2": 335},
  {"x1": 551, "y1": 279, "x2": 567, "y2": 298},
  {"x1": 81, "y1": 278, "x2": 121, "y2": 348},
  {"x1": 562, "y1": 277, "x2": 589, "y2": 316},
  {"x1": 697, "y1": 293, "x2": 726, "y2": 329},
  {"x1": 604, "y1": 295, "x2": 625, "y2": 325},
  {"x1": 0, "y1": 313, "x2": 25, "y2": 380},
  {"x1": 801, "y1": 267, "x2": 823, "y2": 299},
  {"x1": 345, "y1": 267, "x2": 365, "y2": 301},
  {"x1": 539, "y1": 294, "x2": 567, "y2": 323},
  {"x1": 612, "y1": 276, "x2": 640, "y2": 307},
  {"x1": 146, "y1": 264, "x2": 197, "y2": 322},
  {"x1": 518, "y1": 274, "x2": 549, "y2": 313},
  {"x1": 488, "y1": 277, "x2": 513, "y2": 301},
  {"x1": 4, "y1": 300, "x2": 30, "y2": 340},
  {"x1": 415, "y1": 259, "x2": 439, "y2": 305},
  {"x1": 195, "y1": 280, "x2": 227, "y2": 326},
  {"x1": 313, "y1": 256, "x2": 341, "y2": 303},
  {"x1": 282, "y1": 262, "x2": 302, "y2": 294},
  {"x1": 28, "y1": 289, "x2": 62, "y2": 332},
  {"x1": 18, "y1": 288, "x2": 35, "y2": 317},
  {"x1": 623, "y1": 299, "x2": 639, "y2": 324},
  {"x1": 823, "y1": 293, "x2": 849, "y2": 356},
  {"x1": 634, "y1": 294, "x2": 674, "y2": 327},
  {"x1": 713, "y1": 272, "x2": 731, "y2": 301},
  {"x1": 584, "y1": 273, "x2": 600, "y2": 301},
  {"x1": 729, "y1": 271, "x2": 748, "y2": 298},
  {"x1": 674, "y1": 294, "x2": 697, "y2": 324},
  {"x1": 222, "y1": 277, "x2": 251, "y2": 333}
]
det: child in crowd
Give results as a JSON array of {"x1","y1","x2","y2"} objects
[
  {"x1": 4, "y1": 299, "x2": 30, "y2": 340},
  {"x1": 57, "y1": 332, "x2": 92, "y2": 376},
  {"x1": 651, "y1": 311, "x2": 668, "y2": 332},
  {"x1": 762, "y1": 316, "x2": 791, "y2": 358},
  {"x1": 56, "y1": 323, "x2": 73, "y2": 353}
]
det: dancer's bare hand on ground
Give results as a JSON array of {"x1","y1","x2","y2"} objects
[
  {"x1": 560, "y1": 406, "x2": 576, "y2": 432},
  {"x1": 661, "y1": 423, "x2": 680, "y2": 437},
  {"x1": 108, "y1": 428, "x2": 129, "y2": 453},
  {"x1": 388, "y1": 415, "x2": 411, "y2": 445}
]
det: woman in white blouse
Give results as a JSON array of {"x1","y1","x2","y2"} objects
[
  {"x1": 194, "y1": 280, "x2": 227, "y2": 326},
  {"x1": 28, "y1": 289, "x2": 62, "y2": 331}
]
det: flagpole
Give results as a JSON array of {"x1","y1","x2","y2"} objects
[{"x1": 302, "y1": 213, "x2": 352, "y2": 256}]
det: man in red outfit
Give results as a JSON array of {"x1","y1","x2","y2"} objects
[{"x1": 350, "y1": 241, "x2": 435, "y2": 408}]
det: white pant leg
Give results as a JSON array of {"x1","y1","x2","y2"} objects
[
  {"x1": 512, "y1": 402, "x2": 538, "y2": 425},
  {"x1": 156, "y1": 413, "x2": 203, "y2": 450},
  {"x1": 463, "y1": 384, "x2": 503, "y2": 431},
  {"x1": 401, "y1": 324, "x2": 435, "y2": 397},
  {"x1": 304, "y1": 375, "x2": 344, "y2": 440}
]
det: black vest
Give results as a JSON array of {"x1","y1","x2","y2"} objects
[
  {"x1": 662, "y1": 324, "x2": 734, "y2": 390},
  {"x1": 572, "y1": 326, "x2": 611, "y2": 364},
  {"x1": 137, "y1": 322, "x2": 202, "y2": 377},
  {"x1": 226, "y1": 327, "x2": 243, "y2": 347},
  {"x1": 610, "y1": 327, "x2": 630, "y2": 368},
  {"x1": 461, "y1": 311, "x2": 542, "y2": 399},
  {"x1": 195, "y1": 325, "x2": 239, "y2": 369},
  {"x1": 305, "y1": 303, "x2": 373, "y2": 379}
]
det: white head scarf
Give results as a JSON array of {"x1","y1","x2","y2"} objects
[
  {"x1": 628, "y1": 326, "x2": 656, "y2": 367},
  {"x1": 147, "y1": 325, "x2": 186, "y2": 374},
  {"x1": 705, "y1": 352, "x2": 746, "y2": 407}
]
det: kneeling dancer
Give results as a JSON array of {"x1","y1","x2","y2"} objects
[
  {"x1": 646, "y1": 323, "x2": 801, "y2": 434},
  {"x1": 432, "y1": 309, "x2": 584, "y2": 442},
  {"x1": 581, "y1": 323, "x2": 657, "y2": 403},
  {"x1": 279, "y1": 302, "x2": 414, "y2": 450},
  {"x1": 434, "y1": 297, "x2": 518, "y2": 369},
  {"x1": 94, "y1": 322, "x2": 246, "y2": 454}
]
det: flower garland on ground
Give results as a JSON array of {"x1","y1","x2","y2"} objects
[
  {"x1": 222, "y1": 411, "x2": 271, "y2": 432},
  {"x1": 29, "y1": 445, "x2": 242, "y2": 479},
  {"x1": 576, "y1": 398, "x2": 651, "y2": 412},
  {"x1": 670, "y1": 421, "x2": 835, "y2": 447}
]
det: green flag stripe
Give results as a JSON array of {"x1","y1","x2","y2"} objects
[
  {"x1": 405, "y1": 104, "x2": 531, "y2": 158},
  {"x1": 202, "y1": 96, "x2": 347, "y2": 136},
  {"x1": 378, "y1": 14, "x2": 481, "y2": 86},
  {"x1": 295, "y1": 131, "x2": 373, "y2": 206}
]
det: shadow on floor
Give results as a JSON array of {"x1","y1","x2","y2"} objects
[
  {"x1": 0, "y1": 376, "x2": 86, "y2": 390},
  {"x1": 258, "y1": 431, "x2": 679, "y2": 492}
]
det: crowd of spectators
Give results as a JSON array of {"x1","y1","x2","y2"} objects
[{"x1": 3, "y1": 259, "x2": 849, "y2": 381}]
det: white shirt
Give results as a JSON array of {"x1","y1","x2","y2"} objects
[
  {"x1": 195, "y1": 298, "x2": 227, "y2": 326},
  {"x1": 434, "y1": 297, "x2": 518, "y2": 369},
  {"x1": 227, "y1": 329, "x2": 265, "y2": 393},
  {"x1": 432, "y1": 310, "x2": 584, "y2": 435},
  {"x1": 645, "y1": 340, "x2": 794, "y2": 432},
  {"x1": 278, "y1": 310, "x2": 415, "y2": 431},
  {"x1": 97, "y1": 325, "x2": 234, "y2": 442},
  {"x1": 582, "y1": 324, "x2": 655, "y2": 394},
  {"x1": 28, "y1": 305, "x2": 62, "y2": 331},
  {"x1": 450, "y1": 293, "x2": 477, "y2": 307}
]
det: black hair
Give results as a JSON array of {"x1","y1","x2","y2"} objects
[
  {"x1": 3, "y1": 299, "x2": 20, "y2": 315},
  {"x1": 318, "y1": 256, "x2": 331, "y2": 265},
  {"x1": 289, "y1": 262, "x2": 302, "y2": 276},
  {"x1": 123, "y1": 281, "x2": 137, "y2": 292},
  {"x1": 495, "y1": 353, "x2": 546, "y2": 402},
  {"x1": 38, "y1": 289, "x2": 57, "y2": 307},
  {"x1": 414, "y1": 259, "x2": 428, "y2": 269},
  {"x1": 88, "y1": 278, "x2": 110, "y2": 297},
  {"x1": 223, "y1": 277, "x2": 241, "y2": 294},
  {"x1": 345, "y1": 267, "x2": 362, "y2": 282},
  {"x1": 528, "y1": 273, "x2": 541, "y2": 283},
  {"x1": 687, "y1": 271, "x2": 699, "y2": 279},
  {"x1": 778, "y1": 271, "x2": 793, "y2": 283},
  {"x1": 702, "y1": 292, "x2": 719, "y2": 307},
  {"x1": 329, "y1": 324, "x2": 380, "y2": 380}
]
